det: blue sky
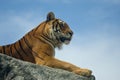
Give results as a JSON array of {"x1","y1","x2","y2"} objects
[{"x1": 0, "y1": 0, "x2": 120, "y2": 80}]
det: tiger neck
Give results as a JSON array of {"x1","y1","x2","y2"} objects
[
  {"x1": 25, "y1": 32, "x2": 55, "y2": 57},
  {"x1": 40, "y1": 34, "x2": 56, "y2": 49}
]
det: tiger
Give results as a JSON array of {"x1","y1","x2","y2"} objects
[{"x1": 0, "y1": 12, "x2": 92, "y2": 77}]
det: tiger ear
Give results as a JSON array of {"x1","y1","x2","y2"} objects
[{"x1": 47, "y1": 12, "x2": 55, "y2": 21}]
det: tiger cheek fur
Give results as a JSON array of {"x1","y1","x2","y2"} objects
[{"x1": 0, "y1": 12, "x2": 92, "y2": 77}]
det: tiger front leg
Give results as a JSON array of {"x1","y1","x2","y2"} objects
[{"x1": 45, "y1": 57, "x2": 92, "y2": 77}]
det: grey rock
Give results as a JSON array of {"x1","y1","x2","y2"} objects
[{"x1": 0, "y1": 53, "x2": 95, "y2": 80}]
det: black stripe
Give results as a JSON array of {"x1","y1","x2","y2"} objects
[
  {"x1": 43, "y1": 51, "x2": 50, "y2": 56},
  {"x1": 18, "y1": 40, "x2": 28, "y2": 56},
  {"x1": 28, "y1": 32, "x2": 32, "y2": 37},
  {"x1": 56, "y1": 21, "x2": 61, "y2": 32},
  {"x1": 52, "y1": 20, "x2": 61, "y2": 41},
  {"x1": 23, "y1": 37, "x2": 44, "y2": 60},
  {"x1": 10, "y1": 45, "x2": 13, "y2": 57},
  {"x1": 52, "y1": 21, "x2": 55, "y2": 30},
  {"x1": 14, "y1": 44, "x2": 24, "y2": 60},
  {"x1": 3, "y1": 46, "x2": 6, "y2": 54},
  {"x1": 6, "y1": 45, "x2": 11, "y2": 56},
  {"x1": 52, "y1": 19, "x2": 59, "y2": 30},
  {"x1": 40, "y1": 34, "x2": 55, "y2": 49},
  {"x1": 6, "y1": 44, "x2": 10, "y2": 47}
]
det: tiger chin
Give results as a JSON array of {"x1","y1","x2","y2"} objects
[{"x1": 0, "y1": 12, "x2": 92, "y2": 77}]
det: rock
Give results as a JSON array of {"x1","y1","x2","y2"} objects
[{"x1": 0, "y1": 53, "x2": 95, "y2": 80}]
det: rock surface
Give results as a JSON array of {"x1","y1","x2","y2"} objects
[{"x1": 0, "y1": 53, "x2": 95, "y2": 80}]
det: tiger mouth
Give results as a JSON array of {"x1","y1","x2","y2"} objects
[{"x1": 60, "y1": 37, "x2": 71, "y2": 43}]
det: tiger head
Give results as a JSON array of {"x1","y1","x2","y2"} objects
[{"x1": 36, "y1": 12, "x2": 73, "y2": 49}]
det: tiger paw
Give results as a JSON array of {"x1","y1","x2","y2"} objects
[{"x1": 73, "y1": 68, "x2": 92, "y2": 77}]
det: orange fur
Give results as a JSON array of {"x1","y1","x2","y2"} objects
[{"x1": 0, "y1": 12, "x2": 92, "y2": 77}]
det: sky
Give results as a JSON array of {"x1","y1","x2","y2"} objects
[{"x1": 0, "y1": 0, "x2": 120, "y2": 80}]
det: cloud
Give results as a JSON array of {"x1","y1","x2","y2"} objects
[{"x1": 0, "y1": 11, "x2": 44, "y2": 45}]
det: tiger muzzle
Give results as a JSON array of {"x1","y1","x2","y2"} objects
[
  {"x1": 68, "y1": 31, "x2": 73, "y2": 37},
  {"x1": 60, "y1": 31, "x2": 73, "y2": 43},
  {"x1": 60, "y1": 37, "x2": 71, "y2": 42}
]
